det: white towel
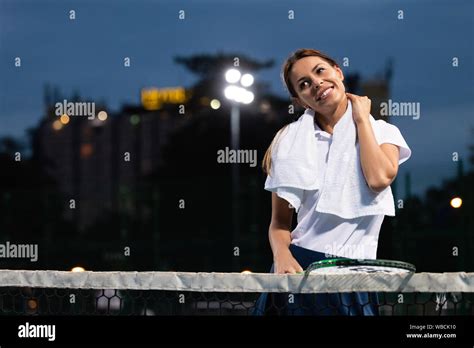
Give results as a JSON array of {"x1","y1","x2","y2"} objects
[{"x1": 265, "y1": 100, "x2": 397, "y2": 219}]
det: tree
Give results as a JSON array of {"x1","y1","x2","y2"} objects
[{"x1": 174, "y1": 52, "x2": 274, "y2": 79}]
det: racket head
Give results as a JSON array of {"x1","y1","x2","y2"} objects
[{"x1": 304, "y1": 258, "x2": 416, "y2": 275}]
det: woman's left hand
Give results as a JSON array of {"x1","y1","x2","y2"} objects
[{"x1": 346, "y1": 93, "x2": 371, "y2": 125}]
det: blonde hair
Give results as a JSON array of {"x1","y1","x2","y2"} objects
[{"x1": 261, "y1": 126, "x2": 289, "y2": 175}]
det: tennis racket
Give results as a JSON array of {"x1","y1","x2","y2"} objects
[{"x1": 304, "y1": 258, "x2": 416, "y2": 276}]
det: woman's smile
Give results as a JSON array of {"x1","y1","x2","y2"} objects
[{"x1": 316, "y1": 86, "x2": 334, "y2": 102}]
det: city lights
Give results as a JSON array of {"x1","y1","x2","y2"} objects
[
  {"x1": 130, "y1": 114, "x2": 140, "y2": 126},
  {"x1": 225, "y1": 68, "x2": 241, "y2": 83},
  {"x1": 97, "y1": 111, "x2": 108, "y2": 121},
  {"x1": 60, "y1": 114, "x2": 70, "y2": 125},
  {"x1": 450, "y1": 197, "x2": 462, "y2": 208},
  {"x1": 210, "y1": 99, "x2": 221, "y2": 109},
  {"x1": 52, "y1": 120, "x2": 63, "y2": 131},
  {"x1": 27, "y1": 299, "x2": 38, "y2": 310},
  {"x1": 141, "y1": 87, "x2": 188, "y2": 110},
  {"x1": 224, "y1": 69, "x2": 254, "y2": 105},
  {"x1": 70, "y1": 266, "x2": 86, "y2": 272},
  {"x1": 240, "y1": 73, "x2": 254, "y2": 87}
]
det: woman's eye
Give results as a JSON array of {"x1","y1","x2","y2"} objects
[
  {"x1": 317, "y1": 68, "x2": 325, "y2": 73},
  {"x1": 300, "y1": 81, "x2": 310, "y2": 89}
]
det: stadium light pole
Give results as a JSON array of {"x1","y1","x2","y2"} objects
[{"x1": 224, "y1": 68, "x2": 255, "y2": 271}]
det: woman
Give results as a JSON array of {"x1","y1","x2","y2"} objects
[{"x1": 254, "y1": 48, "x2": 411, "y2": 315}]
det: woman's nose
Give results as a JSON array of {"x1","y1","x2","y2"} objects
[{"x1": 311, "y1": 80, "x2": 323, "y2": 92}]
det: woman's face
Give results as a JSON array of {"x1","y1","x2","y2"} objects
[{"x1": 289, "y1": 56, "x2": 346, "y2": 113}]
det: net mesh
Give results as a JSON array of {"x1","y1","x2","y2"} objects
[{"x1": 0, "y1": 270, "x2": 473, "y2": 316}]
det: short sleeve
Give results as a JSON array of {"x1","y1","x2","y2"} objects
[
  {"x1": 264, "y1": 182, "x2": 304, "y2": 212},
  {"x1": 276, "y1": 187, "x2": 304, "y2": 211},
  {"x1": 374, "y1": 120, "x2": 411, "y2": 165}
]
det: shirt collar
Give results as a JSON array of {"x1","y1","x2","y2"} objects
[{"x1": 305, "y1": 100, "x2": 352, "y2": 137}]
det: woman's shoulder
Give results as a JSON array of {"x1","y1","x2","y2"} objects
[
  {"x1": 271, "y1": 119, "x2": 297, "y2": 142},
  {"x1": 273, "y1": 113, "x2": 309, "y2": 140},
  {"x1": 370, "y1": 117, "x2": 402, "y2": 136}
]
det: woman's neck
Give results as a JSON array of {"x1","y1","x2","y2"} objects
[{"x1": 314, "y1": 96, "x2": 348, "y2": 135}]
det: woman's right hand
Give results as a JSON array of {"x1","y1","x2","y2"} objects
[{"x1": 273, "y1": 249, "x2": 304, "y2": 274}]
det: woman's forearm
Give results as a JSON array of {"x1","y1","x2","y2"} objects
[
  {"x1": 269, "y1": 225, "x2": 303, "y2": 273},
  {"x1": 268, "y1": 226, "x2": 292, "y2": 258},
  {"x1": 356, "y1": 120, "x2": 397, "y2": 192}
]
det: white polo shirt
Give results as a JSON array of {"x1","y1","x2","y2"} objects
[{"x1": 277, "y1": 119, "x2": 411, "y2": 259}]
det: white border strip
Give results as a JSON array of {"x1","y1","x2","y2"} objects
[{"x1": 0, "y1": 270, "x2": 473, "y2": 293}]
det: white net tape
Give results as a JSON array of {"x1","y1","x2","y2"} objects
[{"x1": 0, "y1": 270, "x2": 473, "y2": 293}]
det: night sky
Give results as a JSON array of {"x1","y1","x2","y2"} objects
[{"x1": 1, "y1": 0, "x2": 473, "y2": 197}]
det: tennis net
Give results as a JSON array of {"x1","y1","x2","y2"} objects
[{"x1": 0, "y1": 270, "x2": 473, "y2": 316}]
